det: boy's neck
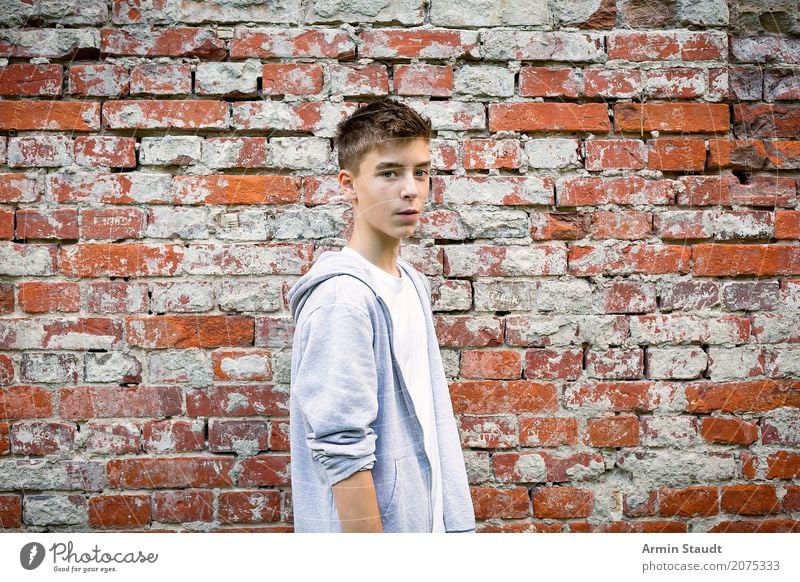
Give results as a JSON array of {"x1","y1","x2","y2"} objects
[{"x1": 345, "y1": 235, "x2": 402, "y2": 278}]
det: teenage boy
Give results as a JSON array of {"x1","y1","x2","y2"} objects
[{"x1": 287, "y1": 98, "x2": 476, "y2": 533}]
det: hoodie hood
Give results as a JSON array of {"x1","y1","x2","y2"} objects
[{"x1": 288, "y1": 248, "x2": 413, "y2": 323}]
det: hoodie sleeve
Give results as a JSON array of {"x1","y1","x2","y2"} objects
[{"x1": 291, "y1": 302, "x2": 379, "y2": 486}]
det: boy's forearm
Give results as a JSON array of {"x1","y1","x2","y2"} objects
[{"x1": 331, "y1": 469, "x2": 384, "y2": 533}]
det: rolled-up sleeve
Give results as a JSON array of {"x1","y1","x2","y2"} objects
[{"x1": 291, "y1": 302, "x2": 379, "y2": 486}]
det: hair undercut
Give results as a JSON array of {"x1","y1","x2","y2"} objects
[{"x1": 334, "y1": 98, "x2": 433, "y2": 177}]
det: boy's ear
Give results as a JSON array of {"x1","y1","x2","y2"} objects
[{"x1": 338, "y1": 169, "x2": 357, "y2": 203}]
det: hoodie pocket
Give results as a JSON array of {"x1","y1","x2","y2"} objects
[{"x1": 382, "y1": 454, "x2": 431, "y2": 532}]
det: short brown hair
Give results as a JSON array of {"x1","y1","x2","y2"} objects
[{"x1": 334, "y1": 98, "x2": 432, "y2": 177}]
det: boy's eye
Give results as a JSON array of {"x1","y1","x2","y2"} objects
[{"x1": 382, "y1": 170, "x2": 396, "y2": 178}]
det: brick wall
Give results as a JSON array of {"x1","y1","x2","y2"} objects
[{"x1": 1, "y1": 0, "x2": 799, "y2": 532}]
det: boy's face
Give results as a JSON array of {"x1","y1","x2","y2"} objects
[{"x1": 339, "y1": 137, "x2": 431, "y2": 244}]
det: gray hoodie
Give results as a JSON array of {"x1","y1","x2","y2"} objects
[{"x1": 287, "y1": 248, "x2": 476, "y2": 533}]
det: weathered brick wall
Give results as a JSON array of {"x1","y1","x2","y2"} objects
[{"x1": 1, "y1": 0, "x2": 799, "y2": 532}]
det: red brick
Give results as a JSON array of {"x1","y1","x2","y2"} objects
[
  {"x1": 143, "y1": 419, "x2": 206, "y2": 453},
  {"x1": 734, "y1": 103, "x2": 800, "y2": 138},
  {"x1": 659, "y1": 486, "x2": 718, "y2": 517},
  {"x1": 107, "y1": 457, "x2": 236, "y2": 489},
  {"x1": 152, "y1": 490, "x2": 214, "y2": 523},
  {"x1": 394, "y1": 64, "x2": 453, "y2": 97},
  {"x1": 16, "y1": 208, "x2": 78, "y2": 240},
  {"x1": 623, "y1": 490, "x2": 657, "y2": 517},
  {"x1": 212, "y1": 349, "x2": 273, "y2": 381},
  {"x1": 741, "y1": 452, "x2": 759, "y2": 480},
  {"x1": 450, "y1": 380, "x2": 558, "y2": 414},
  {"x1": 102, "y1": 27, "x2": 226, "y2": 58},
  {"x1": 87, "y1": 281, "x2": 149, "y2": 313},
  {"x1": 590, "y1": 210, "x2": 651, "y2": 240},
  {"x1": 79, "y1": 421, "x2": 142, "y2": 455},
  {"x1": 102, "y1": 99, "x2": 227, "y2": 130},
  {"x1": 458, "y1": 415, "x2": 517, "y2": 449},
  {"x1": 644, "y1": 68, "x2": 706, "y2": 99},
  {"x1": 358, "y1": 29, "x2": 479, "y2": 59},
  {"x1": 564, "y1": 381, "x2": 656, "y2": 412},
  {"x1": 202, "y1": 137, "x2": 268, "y2": 169},
  {"x1": 676, "y1": 175, "x2": 736, "y2": 206},
  {"x1": 529, "y1": 212, "x2": 590, "y2": 240},
  {"x1": 460, "y1": 350, "x2": 522, "y2": 379},
  {"x1": 74, "y1": 136, "x2": 136, "y2": 168},
  {"x1": 186, "y1": 384, "x2": 287, "y2": 417},
  {"x1": 783, "y1": 485, "x2": 800, "y2": 512},
  {"x1": 269, "y1": 420, "x2": 289, "y2": 451},
  {"x1": 489, "y1": 102, "x2": 610, "y2": 132},
  {"x1": 584, "y1": 139, "x2": 646, "y2": 170},
  {"x1": 331, "y1": 63, "x2": 388, "y2": 96},
  {"x1": 230, "y1": 28, "x2": 354, "y2": 59},
  {"x1": 88, "y1": 494, "x2": 151, "y2": 529},
  {"x1": 721, "y1": 484, "x2": 779, "y2": 515},
  {"x1": 60, "y1": 385, "x2": 181, "y2": 420},
  {"x1": 775, "y1": 211, "x2": 800, "y2": 239},
  {"x1": 765, "y1": 140, "x2": 800, "y2": 169},
  {"x1": 493, "y1": 451, "x2": 604, "y2": 483},
  {"x1": 599, "y1": 520, "x2": 687, "y2": 533},
  {"x1": 519, "y1": 417, "x2": 578, "y2": 447},
  {"x1": 647, "y1": 139, "x2": 706, "y2": 171},
  {"x1": 0, "y1": 386, "x2": 53, "y2": 419},
  {"x1": 766, "y1": 451, "x2": 800, "y2": 479},
  {"x1": 519, "y1": 67, "x2": 581, "y2": 98},
  {"x1": 471, "y1": 487, "x2": 530, "y2": 520},
  {"x1": 730, "y1": 176, "x2": 796, "y2": 207},
  {"x1": 18, "y1": 282, "x2": 80, "y2": 313},
  {"x1": 614, "y1": 103, "x2": 729, "y2": 133},
  {"x1": 208, "y1": 419, "x2": 269, "y2": 453},
  {"x1": 0, "y1": 100, "x2": 99, "y2": 131},
  {"x1": 126, "y1": 315, "x2": 253, "y2": 348},
  {"x1": 10, "y1": 421, "x2": 75, "y2": 455},
  {"x1": 534, "y1": 487, "x2": 593, "y2": 519},
  {"x1": 0, "y1": 354, "x2": 13, "y2": 383},
  {"x1": 59, "y1": 244, "x2": 183, "y2": 277},
  {"x1": 584, "y1": 416, "x2": 640, "y2": 447},
  {"x1": 462, "y1": 139, "x2": 521, "y2": 170},
  {"x1": 692, "y1": 244, "x2": 800, "y2": 276},
  {"x1": 434, "y1": 315, "x2": 503, "y2": 348},
  {"x1": 0, "y1": 209, "x2": 11, "y2": 239},
  {"x1": 262, "y1": 63, "x2": 324, "y2": 95},
  {"x1": 0, "y1": 494, "x2": 22, "y2": 528},
  {"x1": 584, "y1": 69, "x2": 640, "y2": 98},
  {"x1": 0, "y1": 422, "x2": 8, "y2": 455},
  {"x1": 700, "y1": 417, "x2": 758, "y2": 445},
  {"x1": 0, "y1": 173, "x2": 42, "y2": 203},
  {"x1": 602, "y1": 281, "x2": 656, "y2": 313},
  {"x1": 238, "y1": 454, "x2": 291, "y2": 487},
  {"x1": 80, "y1": 208, "x2": 146, "y2": 240},
  {"x1": 569, "y1": 244, "x2": 691, "y2": 276},
  {"x1": 710, "y1": 519, "x2": 800, "y2": 533},
  {"x1": 586, "y1": 348, "x2": 644, "y2": 379},
  {"x1": 707, "y1": 139, "x2": 767, "y2": 170},
  {"x1": 523, "y1": 348, "x2": 583, "y2": 380},
  {"x1": 608, "y1": 31, "x2": 725, "y2": 61},
  {"x1": 556, "y1": 176, "x2": 675, "y2": 206},
  {"x1": 68, "y1": 63, "x2": 130, "y2": 97},
  {"x1": 655, "y1": 210, "x2": 712, "y2": 240},
  {"x1": 0, "y1": 63, "x2": 62, "y2": 96},
  {"x1": 219, "y1": 490, "x2": 281, "y2": 523},
  {"x1": 685, "y1": 380, "x2": 800, "y2": 413}
]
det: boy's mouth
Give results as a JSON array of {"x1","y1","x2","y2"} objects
[{"x1": 397, "y1": 209, "x2": 419, "y2": 215}]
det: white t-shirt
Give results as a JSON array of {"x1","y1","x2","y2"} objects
[{"x1": 341, "y1": 246, "x2": 445, "y2": 533}]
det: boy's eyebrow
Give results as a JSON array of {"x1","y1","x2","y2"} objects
[{"x1": 374, "y1": 159, "x2": 431, "y2": 170}]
